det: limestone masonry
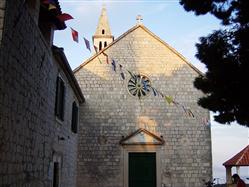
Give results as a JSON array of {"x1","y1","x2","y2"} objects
[
  {"x1": 74, "y1": 7, "x2": 212, "y2": 187},
  {"x1": 0, "y1": 1, "x2": 212, "y2": 187}
]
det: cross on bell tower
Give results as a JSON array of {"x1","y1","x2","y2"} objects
[{"x1": 136, "y1": 15, "x2": 143, "y2": 25}]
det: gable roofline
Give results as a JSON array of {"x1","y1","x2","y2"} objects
[
  {"x1": 119, "y1": 128, "x2": 165, "y2": 145},
  {"x1": 74, "y1": 24, "x2": 203, "y2": 76}
]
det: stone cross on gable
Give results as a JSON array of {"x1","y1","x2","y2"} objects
[{"x1": 136, "y1": 15, "x2": 143, "y2": 25}]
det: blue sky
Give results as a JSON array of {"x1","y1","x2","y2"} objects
[{"x1": 54, "y1": 0, "x2": 249, "y2": 183}]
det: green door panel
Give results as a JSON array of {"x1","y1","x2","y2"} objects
[{"x1": 129, "y1": 152, "x2": 156, "y2": 187}]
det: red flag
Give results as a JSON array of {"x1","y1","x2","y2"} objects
[
  {"x1": 41, "y1": 0, "x2": 49, "y2": 4},
  {"x1": 41, "y1": 0, "x2": 55, "y2": 4},
  {"x1": 70, "y1": 28, "x2": 78, "y2": 43},
  {"x1": 57, "y1": 13, "x2": 74, "y2": 22}
]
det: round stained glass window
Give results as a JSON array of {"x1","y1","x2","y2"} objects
[{"x1": 127, "y1": 74, "x2": 151, "y2": 98}]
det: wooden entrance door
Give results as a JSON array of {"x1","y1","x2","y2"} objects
[{"x1": 129, "y1": 152, "x2": 156, "y2": 187}]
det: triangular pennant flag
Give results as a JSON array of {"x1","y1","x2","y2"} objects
[
  {"x1": 207, "y1": 120, "x2": 211, "y2": 127},
  {"x1": 186, "y1": 109, "x2": 195, "y2": 118},
  {"x1": 158, "y1": 91, "x2": 164, "y2": 98},
  {"x1": 42, "y1": 0, "x2": 55, "y2": 4},
  {"x1": 120, "y1": 72, "x2": 125, "y2": 80},
  {"x1": 181, "y1": 105, "x2": 187, "y2": 114},
  {"x1": 172, "y1": 100, "x2": 179, "y2": 106},
  {"x1": 94, "y1": 46, "x2": 102, "y2": 64},
  {"x1": 165, "y1": 95, "x2": 173, "y2": 104},
  {"x1": 111, "y1": 59, "x2": 116, "y2": 72},
  {"x1": 151, "y1": 87, "x2": 157, "y2": 96},
  {"x1": 70, "y1": 28, "x2": 78, "y2": 43},
  {"x1": 102, "y1": 52, "x2": 109, "y2": 64},
  {"x1": 57, "y1": 13, "x2": 74, "y2": 22},
  {"x1": 181, "y1": 106, "x2": 194, "y2": 118},
  {"x1": 48, "y1": 3, "x2": 57, "y2": 10},
  {"x1": 83, "y1": 37, "x2": 91, "y2": 52},
  {"x1": 94, "y1": 45, "x2": 98, "y2": 53},
  {"x1": 142, "y1": 79, "x2": 149, "y2": 91},
  {"x1": 202, "y1": 118, "x2": 210, "y2": 126},
  {"x1": 119, "y1": 65, "x2": 125, "y2": 80}
]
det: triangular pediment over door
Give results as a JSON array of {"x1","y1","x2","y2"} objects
[{"x1": 120, "y1": 128, "x2": 164, "y2": 145}]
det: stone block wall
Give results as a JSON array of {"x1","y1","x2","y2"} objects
[
  {"x1": 0, "y1": 0, "x2": 6, "y2": 45},
  {"x1": 75, "y1": 26, "x2": 212, "y2": 187},
  {"x1": 0, "y1": 1, "x2": 79, "y2": 186}
]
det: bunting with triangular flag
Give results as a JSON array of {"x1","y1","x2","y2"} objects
[
  {"x1": 83, "y1": 37, "x2": 91, "y2": 52},
  {"x1": 111, "y1": 59, "x2": 116, "y2": 72},
  {"x1": 158, "y1": 91, "x2": 164, "y2": 98},
  {"x1": 57, "y1": 13, "x2": 74, "y2": 22},
  {"x1": 151, "y1": 87, "x2": 158, "y2": 96},
  {"x1": 142, "y1": 79, "x2": 149, "y2": 91},
  {"x1": 41, "y1": 0, "x2": 56, "y2": 4},
  {"x1": 70, "y1": 28, "x2": 78, "y2": 43},
  {"x1": 202, "y1": 118, "x2": 210, "y2": 126},
  {"x1": 93, "y1": 45, "x2": 102, "y2": 64},
  {"x1": 94, "y1": 45, "x2": 98, "y2": 53},
  {"x1": 119, "y1": 64, "x2": 125, "y2": 80},
  {"x1": 63, "y1": 26, "x2": 207, "y2": 125},
  {"x1": 186, "y1": 109, "x2": 195, "y2": 118},
  {"x1": 165, "y1": 95, "x2": 173, "y2": 104},
  {"x1": 127, "y1": 70, "x2": 136, "y2": 79},
  {"x1": 102, "y1": 52, "x2": 109, "y2": 64}
]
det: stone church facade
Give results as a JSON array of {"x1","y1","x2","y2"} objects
[{"x1": 75, "y1": 7, "x2": 212, "y2": 187}]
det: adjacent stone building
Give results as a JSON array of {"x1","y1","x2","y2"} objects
[
  {"x1": 75, "y1": 7, "x2": 212, "y2": 187},
  {"x1": 0, "y1": 0, "x2": 84, "y2": 186}
]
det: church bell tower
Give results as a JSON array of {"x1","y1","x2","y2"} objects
[{"x1": 93, "y1": 6, "x2": 114, "y2": 52}]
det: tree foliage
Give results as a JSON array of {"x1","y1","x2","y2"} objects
[{"x1": 180, "y1": 0, "x2": 249, "y2": 126}]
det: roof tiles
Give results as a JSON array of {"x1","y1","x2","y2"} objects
[{"x1": 223, "y1": 145, "x2": 249, "y2": 167}]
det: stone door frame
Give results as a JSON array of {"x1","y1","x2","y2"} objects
[{"x1": 122, "y1": 145, "x2": 161, "y2": 187}]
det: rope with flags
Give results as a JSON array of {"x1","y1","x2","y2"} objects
[{"x1": 40, "y1": 2, "x2": 210, "y2": 127}]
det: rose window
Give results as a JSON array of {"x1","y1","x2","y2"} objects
[{"x1": 127, "y1": 74, "x2": 151, "y2": 98}]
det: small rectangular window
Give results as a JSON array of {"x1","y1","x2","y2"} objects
[
  {"x1": 55, "y1": 76, "x2": 65, "y2": 120},
  {"x1": 53, "y1": 162, "x2": 59, "y2": 187},
  {"x1": 71, "y1": 102, "x2": 78, "y2": 133}
]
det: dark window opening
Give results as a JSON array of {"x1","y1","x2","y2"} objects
[
  {"x1": 104, "y1": 41, "x2": 107, "y2": 47},
  {"x1": 71, "y1": 102, "x2": 78, "y2": 133},
  {"x1": 53, "y1": 162, "x2": 59, "y2": 187},
  {"x1": 55, "y1": 76, "x2": 65, "y2": 120},
  {"x1": 99, "y1": 42, "x2": 102, "y2": 51},
  {"x1": 102, "y1": 29, "x2": 105, "y2": 34}
]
